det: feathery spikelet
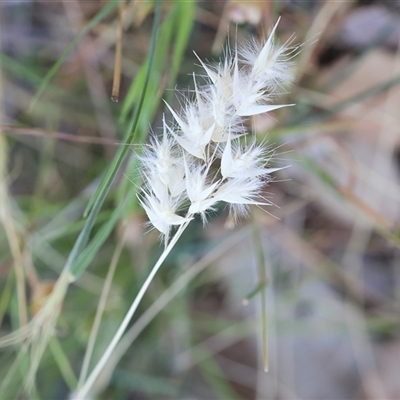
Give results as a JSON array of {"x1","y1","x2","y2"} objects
[{"x1": 139, "y1": 19, "x2": 296, "y2": 242}]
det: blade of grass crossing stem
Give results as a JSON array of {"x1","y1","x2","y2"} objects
[
  {"x1": 65, "y1": 0, "x2": 163, "y2": 280},
  {"x1": 29, "y1": 1, "x2": 119, "y2": 111},
  {"x1": 251, "y1": 214, "x2": 269, "y2": 371}
]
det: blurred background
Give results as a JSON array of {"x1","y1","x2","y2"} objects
[{"x1": 1, "y1": 0, "x2": 400, "y2": 399}]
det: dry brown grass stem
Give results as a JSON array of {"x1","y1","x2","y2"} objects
[
  {"x1": 111, "y1": 0, "x2": 125, "y2": 102},
  {"x1": 0, "y1": 125, "x2": 119, "y2": 145}
]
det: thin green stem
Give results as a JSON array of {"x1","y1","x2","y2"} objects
[{"x1": 74, "y1": 219, "x2": 192, "y2": 399}]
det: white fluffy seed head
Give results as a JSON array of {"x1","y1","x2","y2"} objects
[
  {"x1": 139, "y1": 19, "x2": 295, "y2": 242},
  {"x1": 139, "y1": 191, "x2": 191, "y2": 236}
]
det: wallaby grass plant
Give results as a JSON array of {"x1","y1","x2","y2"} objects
[
  {"x1": 73, "y1": 14, "x2": 298, "y2": 399},
  {"x1": 2, "y1": 1, "x2": 400, "y2": 399}
]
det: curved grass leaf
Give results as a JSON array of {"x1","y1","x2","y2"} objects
[{"x1": 66, "y1": 0, "x2": 163, "y2": 280}]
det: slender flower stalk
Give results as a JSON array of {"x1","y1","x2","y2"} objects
[
  {"x1": 75, "y1": 18, "x2": 296, "y2": 398},
  {"x1": 74, "y1": 220, "x2": 192, "y2": 399}
]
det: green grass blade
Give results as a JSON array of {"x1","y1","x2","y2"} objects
[
  {"x1": 115, "y1": 0, "x2": 195, "y2": 214},
  {"x1": 0, "y1": 53, "x2": 56, "y2": 91},
  {"x1": 115, "y1": 0, "x2": 196, "y2": 216},
  {"x1": 29, "y1": 1, "x2": 119, "y2": 111},
  {"x1": 69, "y1": 189, "x2": 134, "y2": 279},
  {"x1": 82, "y1": 173, "x2": 109, "y2": 220},
  {"x1": 84, "y1": 0, "x2": 170, "y2": 219},
  {"x1": 65, "y1": 0, "x2": 163, "y2": 280},
  {"x1": 119, "y1": 0, "x2": 195, "y2": 127},
  {"x1": 119, "y1": 5, "x2": 175, "y2": 125}
]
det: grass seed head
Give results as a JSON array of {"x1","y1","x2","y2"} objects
[{"x1": 139, "y1": 19, "x2": 295, "y2": 242}]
